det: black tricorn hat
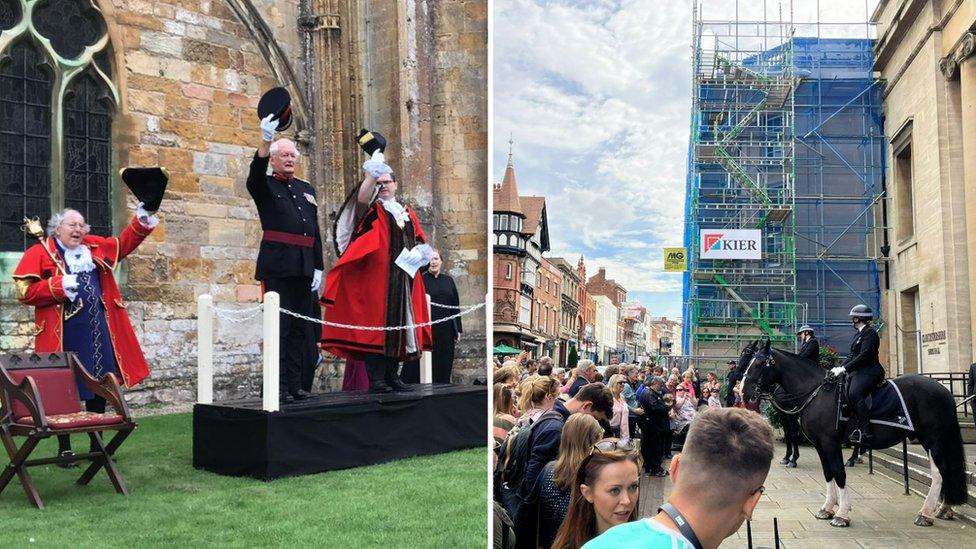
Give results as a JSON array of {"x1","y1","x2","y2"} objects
[
  {"x1": 356, "y1": 129, "x2": 387, "y2": 156},
  {"x1": 120, "y1": 167, "x2": 168, "y2": 212},
  {"x1": 257, "y1": 87, "x2": 293, "y2": 132}
]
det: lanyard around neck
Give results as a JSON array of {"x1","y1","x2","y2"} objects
[{"x1": 659, "y1": 503, "x2": 704, "y2": 549}]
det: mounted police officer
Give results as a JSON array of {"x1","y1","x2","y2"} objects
[
  {"x1": 797, "y1": 325, "x2": 820, "y2": 363},
  {"x1": 830, "y1": 305, "x2": 884, "y2": 444}
]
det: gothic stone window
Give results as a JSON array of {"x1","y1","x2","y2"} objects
[{"x1": 0, "y1": 0, "x2": 118, "y2": 253}]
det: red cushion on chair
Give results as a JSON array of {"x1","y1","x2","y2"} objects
[
  {"x1": 15, "y1": 411, "x2": 123, "y2": 430},
  {"x1": 8, "y1": 368, "x2": 82, "y2": 419}
]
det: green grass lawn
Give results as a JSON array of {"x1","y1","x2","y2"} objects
[{"x1": 0, "y1": 413, "x2": 487, "y2": 548}]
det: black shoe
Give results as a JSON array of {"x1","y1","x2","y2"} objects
[
  {"x1": 291, "y1": 389, "x2": 312, "y2": 401},
  {"x1": 369, "y1": 380, "x2": 393, "y2": 394},
  {"x1": 386, "y1": 376, "x2": 415, "y2": 392},
  {"x1": 280, "y1": 392, "x2": 295, "y2": 404},
  {"x1": 57, "y1": 450, "x2": 78, "y2": 469}
]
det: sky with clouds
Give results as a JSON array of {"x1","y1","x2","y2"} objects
[{"x1": 492, "y1": 0, "x2": 878, "y2": 322}]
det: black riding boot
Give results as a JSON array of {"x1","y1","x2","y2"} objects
[
  {"x1": 851, "y1": 400, "x2": 872, "y2": 445},
  {"x1": 366, "y1": 360, "x2": 392, "y2": 393},
  {"x1": 385, "y1": 361, "x2": 414, "y2": 392}
]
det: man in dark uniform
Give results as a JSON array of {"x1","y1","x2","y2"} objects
[
  {"x1": 797, "y1": 325, "x2": 820, "y2": 363},
  {"x1": 248, "y1": 114, "x2": 323, "y2": 403},
  {"x1": 830, "y1": 304, "x2": 884, "y2": 444},
  {"x1": 724, "y1": 359, "x2": 740, "y2": 407}
]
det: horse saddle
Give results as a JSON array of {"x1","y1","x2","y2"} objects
[{"x1": 836, "y1": 376, "x2": 914, "y2": 431}]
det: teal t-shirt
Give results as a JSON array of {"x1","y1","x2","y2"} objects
[{"x1": 582, "y1": 518, "x2": 695, "y2": 549}]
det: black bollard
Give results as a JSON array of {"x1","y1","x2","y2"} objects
[{"x1": 773, "y1": 517, "x2": 780, "y2": 549}]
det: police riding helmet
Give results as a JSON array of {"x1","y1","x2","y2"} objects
[
  {"x1": 796, "y1": 325, "x2": 814, "y2": 336},
  {"x1": 849, "y1": 304, "x2": 873, "y2": 321}
]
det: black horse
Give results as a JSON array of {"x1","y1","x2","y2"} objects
[{"x1": 738, "y1": 340, "x2": 967, "y2": 527}]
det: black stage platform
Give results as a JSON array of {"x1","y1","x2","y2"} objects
[{"x1": 193, "y1": 384, "x2": 486, "y2": 480}]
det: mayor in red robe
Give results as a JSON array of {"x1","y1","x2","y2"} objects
[
  {"x1": 13, "y1": 208, "x2": 156, "y2": 460},
  {"x1": 321, "y1": 135, "x2": 432, "y2": 393}
]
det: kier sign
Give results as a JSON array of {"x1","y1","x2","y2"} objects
[{"x1": 699, "y1": 229, "x2": 762, "y2": 260}]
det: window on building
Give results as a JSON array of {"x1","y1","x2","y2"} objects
[
  {"x1": 493, "y1": 214, "x2": 498, "y2": 229},
  {"x1": 500, "y1": 215, "x2": 509, "y2": 230},
  {"x1": 505, "y1": 262, "x2": 512, "y2": 279},
  {"x1": 0, "y1": 0, "x2": 117, "y2": 252},
  {"x1": 519, "y1": 295, "x2": 532, "y2": 326},
  {"x1": 893, "y1": 130, "x2": 914, "y2": 242}
]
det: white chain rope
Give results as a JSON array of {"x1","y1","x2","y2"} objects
[
  {"x1": 429, "y1": 301, "x2": 465, "y2": 310},
  {"x1": 281, "y1": 302, "x2": 484, "y2": 330},
  {"x1": 207, "y1": 301, "x2": 484, "y2": 331}
]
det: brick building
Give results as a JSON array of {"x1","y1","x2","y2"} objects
[
  {"x1": 549, "y1": 256, "x2": 580, "y2": 367},
  {"x1": 535, "y1": 257, "x2": 562, "y2": 361},
  {"x1": 0, "y1": 0, "x2": 487, "y2": 404},
  {"x1": 586, "y1": 266, "x2": 627, "y2": 361}
]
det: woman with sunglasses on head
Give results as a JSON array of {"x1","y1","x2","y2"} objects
[
  {"x1": 536, "y1": 414, "x2": 605, "y2": 549},
  {"x1": 551, "y1": 438, "x2": 641, "y2": 549},
  {"x1": 607, "y1": 374, "x2": 631, "y2": 440}
]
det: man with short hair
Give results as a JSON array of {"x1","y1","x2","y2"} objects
[
  {"x1": 521, "y1": 358, "x2": 538, "y2": 380},
  {"x1": 250, "y1": 117, "x2": 324, "y2": 403},
  {"x1": 537, "y1": 362, "x2": 553, "y2": 377},
  {"x1": 584, "y1": 407, "x2": 774, "y2": 549},
  {"x1": 515, "y1": 382, "x2": 615, "y2": 548},
  {"x1": 568, "y1": 359, "x2": 597, "y2": 397}
]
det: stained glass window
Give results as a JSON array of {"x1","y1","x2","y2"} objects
[
  {"x1": 64, "y1": 74, "x2": 112, "y2": 237},
  {"x1": 0, "y1": 0, "x2": 116, "y2": 253},
  {"x1": 33, "y1": 0, "x2": 103, "y2": 60},
  {"x1": 0, "y1": 40, "x2": 52, "y2": 251}
]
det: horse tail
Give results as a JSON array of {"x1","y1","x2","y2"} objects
[{"x1": 938, "y1": 403, "x2": 968, "y2": 506}]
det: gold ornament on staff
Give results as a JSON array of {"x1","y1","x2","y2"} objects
[
  {"x1": 21, "y1": 216, "x2": 67, "y2": 275},
  {"x1": 21, "y1": 216, "x2": 84, "y2": 318}
]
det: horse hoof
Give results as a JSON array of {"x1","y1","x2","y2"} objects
[
  {"x1": 815, "y1": 509, "x2": 835, "y2": 520},
  {"x1": 829, "y1": 516, "x2": 851, "y2": 527},
  {"x1": 845, "y1": 460, "x2": 856, "y2": 467},
  {"x1": 787, "y1": 460, "x2": 797, "y2": 468},
  {"x1": 935, "y1": 508, "x2": 955, "y2": 521},
  {"x1": 779, "y1": 458, "x2": 789, "y2": 465},
  {"x1": 914, "y1": 514, "x2": 934, "y2": 527}
]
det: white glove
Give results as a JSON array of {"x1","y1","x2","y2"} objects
[
  {"x1": 363, "y1": 150, "x2": 393, "y2": 178},
  {"x1": 311, "y1": 269, "x2": 323, "y2": 293},
  {"x1": 136, "y1": 202, "x2": 160, "y2": 229},
  {"x1": 62, "y1": 274, "x2": 79, "y2": 302},
  {"x1": 414, "y1": 244, "x2": 434, "y2": 266},
  {"x1": 260, "y1": 113, "x2": 278, "y2": 142},
  {"x1": 830, "y1": 366, "x2": 846, "y2": 377}
]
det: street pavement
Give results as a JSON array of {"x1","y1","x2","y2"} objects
[{"x1": 639, "y1": 443, "x2": 973, "y2": 549}]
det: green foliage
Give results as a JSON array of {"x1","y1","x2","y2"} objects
[
  {"x1": 820, "y1": 345, "x2": 838, "y2": 369},
  {"x1": 762, "y1": 400, "x2": 784, "y2": 430},
  {"x1": 567, "y1": 346, "x2": 579, "y2": 368},
  {"x1": 0, "y1": 413, "x2": 486, "y2": 547}
]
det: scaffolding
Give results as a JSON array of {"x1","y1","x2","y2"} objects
[{"x1": 683, "y1": 4, "x2": 883, "y2": 357}]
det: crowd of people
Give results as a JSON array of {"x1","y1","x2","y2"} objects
[{"x1": 492, "y1": 353, "x2": 775, "y2": 549}]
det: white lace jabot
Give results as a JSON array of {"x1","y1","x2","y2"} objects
[
  {"x1": 56, "y1": 240, "x2": 96, "y2": 274},
  {"x1": 379, "y1": 198, "x2": 410, "y2": 225}
]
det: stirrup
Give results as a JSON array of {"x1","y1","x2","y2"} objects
[{"x1": 848, "y1": 429, "x2": 863, "y2": 444}]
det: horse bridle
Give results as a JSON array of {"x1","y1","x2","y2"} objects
[{"x1": 749, "y1": 352, "x2": 826, "y2": 416}]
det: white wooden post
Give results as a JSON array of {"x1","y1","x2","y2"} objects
[
  {"x1": 197, "y1": 294, "x2": 213, "y2": 404},
  {"x1": 421, "y1": 293, "x2": 433, "y2": 384},
  {"x1": 263, "y1": 291, "x2": 280, "y2": 412}
]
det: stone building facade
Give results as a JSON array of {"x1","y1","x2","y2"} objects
[
  {"x1": 586, "y1": 266, "x2": 627, "y2": 360},
  {"x1": 549, "y1": 256, "x2": 580, "y2": 367},
  {"x1": 0, "y1": 0, "x2": 487, "y2": 404},
  {"x1": 872, "y1": 0, "x2": 974, "y2": 374}
]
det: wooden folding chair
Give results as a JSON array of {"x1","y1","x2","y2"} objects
[{"x1": 0, "y1": 352, "x2": 136, "y2": 509}]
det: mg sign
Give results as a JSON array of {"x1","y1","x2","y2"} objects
[{"x1": 699, "y1": 229, "x2": 762, "y2": 260}]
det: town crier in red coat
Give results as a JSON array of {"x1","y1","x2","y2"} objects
[
  {"x1": 12, "y1": 204, "x2": 158, "y2": 463},
  {"x1": 321, "y1": 130, "x2": 433, "y2": 393}
]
